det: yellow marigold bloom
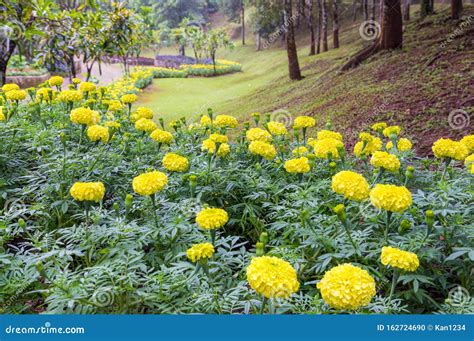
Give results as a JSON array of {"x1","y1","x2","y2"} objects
[
  {"x1": 465, "y1": 154, "x2": 474, "y2": 167},
  {"x1": 135, "y1": 118, "x2": 157, "y2": 133},
  {"x1": 383, "y1": 125, "x2": 401, "y2": 137},
  {"x1": 371, "y1": 122, "x2": 387, "y2": 132},
  {"x1": 354, "y1": 137, "x2": 382, "y2": 157},
  {"x1": 471, "y1": 164, "x2": 474, "y2": 174},
  {"x1": 317, "y1": 263, "x2": 376, "y2": 310},
  {"x1": 331, "y1": 170, "x2": 370, "y2": 201},
  {"x1": 5, "y1": 90, "x2": 27, "y2": 101},
  {"x1": 200, "y1": 115, "x2": 213, "y2": 126},
  {"x1": 0, "y1": 108, "x2": 5, "y2": 121},
  {"x1": 370, "y1": 151, "x2": 401, "y2": 172},
  {"x1": 70, "y1": 107, "x2": 100, "y2": 125},
  {"x1": 381, "y1": 246, "x2": 419, "y2": 272},
  {"x1": 359, "y1": 132, "x2": 375, "y2": 143},
  {"x1": 215, "y1": 114, "x2": 238, "y2": 128},
  {"x1": 187, "y1": 243, "x2": 215, "y2": 263},
  {"x1": 284, "y1": 157, "x2": 310, "y2": 174},
  {"x1": 2, "y1": 83, "x2": 20, "y2": 92},
  {"x1": 104, "y1": 121, "x2": 120, "y2": 129},
  {"x1": 79, "y1": 82, "x2": 96, "y2": 93},
  {"x1": 132, "y1": 171, "x2": 168, "y2": 196},
  {"x1": 58, "y1": 89, "x2": 82, "y2": 102},
  {"x1": 217, "y1": 143, "x2": 230, "y2": 157},
  {"x1": 209, "y1": 133, "x2": 228, "y2": 144},
  {"x1": 87, "y1": 125, "x2": 109, "y2": 143},
  {"x1": 267, "y1": 121, "x2": 288, "y2": 136},
  {"x1": 121, "y1": 93, "x2": 137, "y2": 104},
  {"x1": 196, "y1": 207, "x2": 229, "y2": 230},
  {"x1": 246, "y1": 256, "x2": 300, "y2": 299},
  {"x1": 69, "y1": 182, "x2": 105, "y2": 202},
  {"x1": 248, "y1": 141, "x2": 277, "y2": 160},
  {"x1": 312, "y1": 138, "x2": 344, "y2": 159},
  {"x1": 460, "y1": 135, "x2": 474, "y2": 153},
  {"x1": 107, "y1": 100, "x2": 123, "y2": 111},
  {"x1": 246, "y1": 127, "x2": 272, "y2": 142},
  {"x1": 386, "y1": 138, "x2": 413, "y2": 152},
  {"x1": 72, "y1": 78, "x2": 81, "y2": 84},
  {"x1": 36, "y1": 88, "x2": 53, "y2": 102},
  {"x1": 293, "y1": 116, "x2": 316, "y2": 129},
  {"x1": 134, "y1": 107, "x2": 154, "y2": 120},
  {"x1": 370, "y1": 184, "x2": 412, "y2": 213},
  {"x1": 317, "y1": 130, "x2": 343, "y2": 141},
  {"x1": 432, "y1": 138, "x2": 469, "y2": 161},
  {"x1": 292, "y1": 146, "x2": 309, "y2": 156},
  {"x1": 150, "y1": 129, "x2": 173, "y2": 144},
  {"x1": 49, "y1": 76, "x2": 63, "y2": 87},
  {"x1": 162, "y1": 153, "x2": 189, "y2": 172},
  {"x1": 202, "y1": 138, "x2": 217, "y2": 154}
]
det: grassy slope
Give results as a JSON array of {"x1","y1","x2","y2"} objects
[{"x1": 137, "y1": 6, "x2": 473, "y2": 155}]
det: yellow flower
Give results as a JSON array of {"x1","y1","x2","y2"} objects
[
  {"x1": 215, "y1": 114, "x2": 238, "y2": 128},
  {"x1": 209, "y1": 133, "x2": 228, "y2": 144},
  {"x1": 465, "y1": 154, "x2": 474, "y2": 167},
  {"x1": 317, "y1": 130, "x2": 343, "y2": 141},
  {"x1": 312, "y1": 138, "x2": 344, "y2": 159},
  {"x1": 267, "y1": 121, "x2": 287, "y2": 136},
  {"x1": 107, "y1": 100, "x2": 123, "y2": 111},
  {"x1": 354, "y1": 137, "x2": 382, "y2": 157},
  {"x1": 246, "y1": 128, "x2": 272, "y2": 142},
  {"x1": 72, "y1": 78, "x2": 82, "y2": 84},
  {"x1": 58, "y1": 89, "x2": 82, "y2": 102},
  {"x1": 202, "y1": 138, "x2": 217, "y2": 154},
  {"x1": 386, "y1": 138, "x2": 413, "y2": 152},
  {"x1": 460, "y1": 135, "x2": 474, "y2": 153},
  {"x1": 162, "y1": 153, "x2": 189, "y2": 172},
  {"x1": 471, "y1": 164, "x2": 474, "y2": 174},
  {"x1": 187, "y1": 243, "x2": 215, "y2": 263},
  {"x1": 370, "y1": 151, "x2": 401, "y2": 172},
  {"x1": 150, "y1": 129, "x2": 173, "y2": 144},
  {"x1": 70, "y1": 107, "x2": 100, "y2": 125},
  {"x1": 248, "y1": 141, "x2": 277, "y2": 160},
  {"x1": 0, "y1": 108, "x2": 5, "y2": 121},
  {"x1": 383, "y1": 125, "x2": 401, "y2": 137},
  {"x1": 331, "y1": 170, "x2": 370, "y2": 201},
  {"x1": 87, "y1": 125, "x2": 109, "y2": 143},
  {"x1": 104, "y1": 121, "x2": 121, "y2": 129},
  {"x1": 317, "y1": 263, "x2": 376, "y2": 310},
  {"x1": 292, "y1": 146, "x2": 309, "y2": 156},
  {"x1": 217, "y1": 143, "x2": 230, "y2": 157},
  {"x1": 195, "y1": 207, "x2": 229, "y2": 230},
  {"x1": 5, "y1": 90, "x2": 27, "y2": 101},
  {"x1": 1, "y1": 83, "x2": 20, "y2": 92},
  {"x1": 371, "y1": 122, "x2": 387, "y2": 132},
  {"x1": 381, "y1": 246, "x2": 419, "y2": 272},
  {"x1": 293, "y1": 116, "x2": 316, "y2": 129},
  {"x1": 121, "y1": 93, "x2": 137, "y2": 104},
  {"x1": 432, "y1": 138, "x2": 469, "y2": 161},
  {"x1": 80, "y1": 82, "x2": 96, "y2": 93},
  {"x1": 36, "y1": 88, "x2": 53, "y2": 102},
  {"x1": 132, "y1": 171, "x2": 168, "y2": 196},
  {"x1": 284, "y1": 157, "x2": 310, "y2": 174},
  {"x1": 200, "y1": 115, "x2": 213, "y2": 126},
  {"x1": 246, "y1": 256, "x2": 300, "y2": 299},
  {"x1": 69, "y1": 182, "x2": 105, "y2": 202},
  {"x1": 135, "y1": 118, "x2": 157, "y2": 133},
  {"x1": 49, "y1": 76, "x2": 63, "y2": 87},
  {"x1": 359, "y1": 132, "x2": 376, "y2": 143},
  {"x1": 133, "y1": 107, "x2": 154, "y2": 120},
  {"x1": 370, "y1": 184, "x2": 412, "y2": 213}
]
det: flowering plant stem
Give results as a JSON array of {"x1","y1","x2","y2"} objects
[
  {"x1": 440, "y1": 158, "x2": 451, "y2": 182},
  {"x1": 150, "y1": 194, "x2": 159, "y2": 229},
  {"x1": 389, "y1": 270, "x2": 399, "y2": 300},
  {"x1": 384, "y1": 211, "x2": 393, "y2": 243},
  {"x1": 260, "y1": 297, "x2": 268, "y2": 314},
  {"x1": 341, "y1": 220, "x2": 360, "y2": 256}
]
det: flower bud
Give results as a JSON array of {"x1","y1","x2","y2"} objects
[
  {"x1": 125, "y1": 194, "x2": 133, "y2": 209},
  {"x1": 159, "y1": 118, "x2": 164, "y2": 129},
  {"x1": 113, "y1": 202, "x2": 119, "y2": 214},
  {"x1": 18, "y1": 218, "x2": 26, "y2": 228},
  {"x1": 425, "y1": 210, "x2": 435, "y2": 228},
  {"x1": 207, "y1": 108, "x2": 213, "y2": 120},
  {"x1": 60, "y1": 132, "x2": 67, "y2": 146},
  {"x1": 256, "y1": 242, "x2": 265, "y2": 256},
  {"x1": 252, "y1": 112, "x2": 260, "y2": 126},
  {"x1": 259, "y1": 232, "x2": 269, "y2": 245},
  {"x1": 243, "y1": 122, "x2": 250, "y2": 130},
  {"x1": 406, "y1": 165, "x2": 414, "y2": 179},
  {"x1": 35, "y1": 261, "x2": 43, "y2": 272},
  {"x1": 333, "y1": 204, "x2": 346, "y2": 223},
  {"x1": 325, "y1": 121, "x2": 332, "y2": 129},
  {"x1": 264, "y1": 113, "x2": 271, "y2": 123},
  {"x1": 398, "y1": 219, "x2": 412, "y2": 235},
  {"x1": 329, "y1": 161, "x2": 337, "y2": 170}
]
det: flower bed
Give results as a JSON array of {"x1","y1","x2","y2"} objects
[{"x1": 144, "y1": 59, "x2": 242, "y2": 79}]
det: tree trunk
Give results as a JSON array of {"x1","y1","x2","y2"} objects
[
  {"x1": 307, "y1": 0, "x2": 316, "y2": 55},
  {"x1": 333, "y1": 0, "x2": 339, "y2": 49},
  {"x1": 352, "y1": 0, "x2": 358, "y2": 21},
  {"x1": 370, "y1": 0, "x2": 376, "y2": 20},
  {"x1": 0, "y1": 40, "x2": 17, "y2": 86},
  {"x1": 403, "y1": 0, "x2": 410, "y2": 20},
  {"x1": 241, "y1": 1, "x2": 246, "y2": 45},
  {"x1": 285, "y1": 0, "x2": 303, "y2": 80},
  {"x1": 322, "y1": 0, "x2": 328, "y2": 52},
  {"x1": 317, "y1": 0, "x2": 322, "y2": 53},
  {"x1": 420, "y1": 0, "x2": 433, "y2": 17},
  {"x1": 451, "y1": 0, "x2": 462, "y2": 19},
  {"x1": 256, "y1": 33, "x2": 262, "y2": 51},
  {"x1": 363, "y1": 0, "x2": 369, "y2": 20},
  {"x1": 341, "y1": 0, "x2": 402, "y2": 70},
  {"x1": 379, "y1": 0, "x2": 383, "y2": 22}
]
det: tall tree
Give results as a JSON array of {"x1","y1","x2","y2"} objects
[
  {"x1": 332, "y1": 0, "x2": 339, "y2": 49},
  {"x1": 284, "y1": 0, "x2": 302, "y2": 80},
  {"x1": 403, "y1": 0, "x2": 410, "y2": 21},
  {"x1": 322, "y1": 0, "x2": 328, "y2": 52},
  {"x1": 307, "y1": 0, "x2": 316, "y2": 55},
  {"x1": 316, "y1": 0, "x2": 322, "y2": 53},
  {"x1": 341, "y1": 0, "x2": 402, "y2": 70},
  {"x1": 220, "y1": 0, "x2": 246, "y2": 45},
  {"x1": 241, "y1": 0, "x2": 245, "y2": 45},
  {"x1": 451, "y1": 0, "x2": 463, "y2": 19},
  {"x1": 420, "y1": 0, "x2": 433, "y2": 17},
  {"x1": 370, "y1": 0, "x2": 376, "y2": 20}
]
